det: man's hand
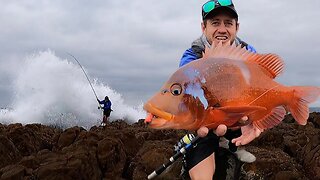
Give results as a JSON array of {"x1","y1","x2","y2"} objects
[
  {"x1": 197, "y1": 126, "x2": 209, "y2": 137},
  {"x1": 214, "y1": 124, "x2": 227, "y2": 136},
  {"x1": 196, "y1": 115, "x2": 249, "y2": 138},
  {"x1": 231, "y1": 123, "x2": 262, "y2": 146},
  {"x1": 197, "y1": 124, "x2": 227, "y2": 137}
]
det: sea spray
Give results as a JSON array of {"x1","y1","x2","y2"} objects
[{"x1": 0, "y1": 50, "x2": 145, "y2": 129}]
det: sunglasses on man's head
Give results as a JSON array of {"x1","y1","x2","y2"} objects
[{"x1": 203, "y1": 0, "x2": 233, "y2": 13}]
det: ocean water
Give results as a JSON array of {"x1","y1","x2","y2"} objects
[
  {"x1": 0, "y1": 50, "x2": 146, "y2": 129},
  {"x1": 310, "y1": 107, "x2": 320, "y2": 112}
]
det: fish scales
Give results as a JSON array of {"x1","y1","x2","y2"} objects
[{"x1": 144, "y1": 42, "x2": 320, "y2": 131}]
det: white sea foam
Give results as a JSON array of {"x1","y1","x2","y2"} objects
[{"x1": 0, "y1": 50, "x2": 145, "y2": 129}]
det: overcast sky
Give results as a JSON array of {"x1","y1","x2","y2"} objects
[{"x1": 1, "y1": 0, "x2": 320, "y2": 108}]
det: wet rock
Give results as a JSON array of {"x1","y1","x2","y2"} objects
[
  {"x1": 0, "y1": 135, "x2": 21, "y2": 167},
  {"x1": 0, "y1": 164, "x2": 26, "y2": 180},
  {"x1": 0, "y1": 113, "x2": 319, "y2": 179}
]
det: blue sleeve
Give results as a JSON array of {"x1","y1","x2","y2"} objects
[
  {"x1": 98, "y1": 99, "x2": 104, "y2": 104},
  {"x1": 246, "y1": 44, "x2": 257, "y2": 53},
  {"x1": 179, "y1": 48, "x2": 198, "y2": 67}
]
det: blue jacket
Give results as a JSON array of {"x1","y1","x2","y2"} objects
[
  {"x1": 179, "y1": 37, "x2": 256, "y2": 67},
  {"x1": 98, "y1": 99, "x2": 112, "y2": 111}
]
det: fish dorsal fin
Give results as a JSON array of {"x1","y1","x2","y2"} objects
[
  {"x1": 203, "y1": 41, "x2": 284, "y2": 79},
  {"x1": 247, "y1": 53, "x2": 284, "y2": 79}
]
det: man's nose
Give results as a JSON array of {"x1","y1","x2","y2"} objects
[{"x1": 217, "y1": 24, "x2": 227, "y2": 33}]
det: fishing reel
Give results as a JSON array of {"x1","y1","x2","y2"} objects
[
  {"x1": 148, "y1": 134, "x2": 200, "y2": 179},
  {"x1": 174, "y1": 133, "x2": 196, "y2": 152}
]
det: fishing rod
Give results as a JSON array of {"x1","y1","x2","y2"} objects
[
  {"x1": 147, "y1": 134, "x2": 200, "y2": 179},
  {"x1": 67, "y1": 53, "x2": 102, "y2": 109}
]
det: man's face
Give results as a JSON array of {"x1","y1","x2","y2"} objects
[{"x1": 201, "y1": 12, "x2": 239, "y2": 45}]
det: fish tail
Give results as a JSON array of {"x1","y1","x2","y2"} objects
[{"x1": 287, "y1": 86, "x2": 320, "y2": 125}]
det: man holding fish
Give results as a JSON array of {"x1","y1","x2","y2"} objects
[
  {"x1": 144, "y1": 0, "x2": 320, "y2": 179},
  {"x1": 180, "y1": 0, "x2": 257, "y2": 178}
]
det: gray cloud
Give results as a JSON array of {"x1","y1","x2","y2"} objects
[{"x1": 0, "y1": 0, "x2": 320, "y2": 107}]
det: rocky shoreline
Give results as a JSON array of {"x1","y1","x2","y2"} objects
[{"x1": 0, "y1": 112, "x2": 319, "y2": 179}]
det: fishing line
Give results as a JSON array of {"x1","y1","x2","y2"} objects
[
  {"x1": 248, "y1": 85, "x2": 280, "y2": 105},
  {"x1": 66, "y1": 53, "x2": 102, "y2": 109}
]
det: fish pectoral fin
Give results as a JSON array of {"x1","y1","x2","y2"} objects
[
  {"x1": 253, "y1": 106, "x2": 287, "y2": 130},
  {"x1": 217, "y1": 105, "x2": 267, "y2": 114},
  {"x1": 215, "y1": 105, "x2": 267, "y2": 123}
]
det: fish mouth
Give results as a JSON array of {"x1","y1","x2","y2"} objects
[{"x1": 143, "y1": 103, "x2": 175, "y2": 127}]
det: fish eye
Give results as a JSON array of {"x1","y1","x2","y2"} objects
[{"x1": 170, "y1": 83, "x2": 182, "y2": 96}]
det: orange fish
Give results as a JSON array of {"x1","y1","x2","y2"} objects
[{"x1": 144, "y1": 42, "x2": 320, "y2": 131}]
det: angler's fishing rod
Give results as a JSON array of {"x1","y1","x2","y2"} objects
[
  {"x1": 147, "y1": 134, "x2": 200, "y2": 179},
  {"x1": 67, "y1": 53, "x2": 102, "y2": 109}
]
